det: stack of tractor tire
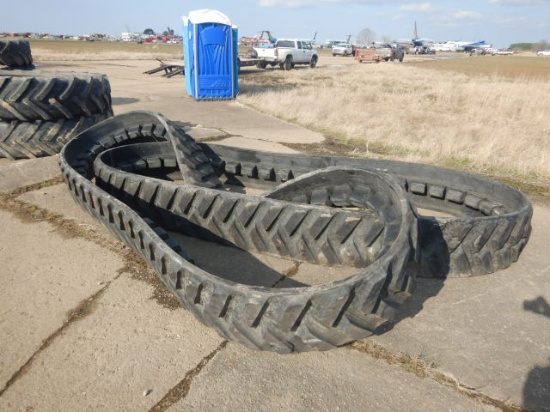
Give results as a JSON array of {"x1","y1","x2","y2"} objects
[
  {"x1": 0, "y1": 71, "x2": 113, "y2": 159},
  {"x1": 0, "y1": 39, "x2": 34, "y2": 69}
]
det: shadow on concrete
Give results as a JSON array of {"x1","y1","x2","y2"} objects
[
  {"x1": 375, "y1": 219, "x2": 450, "y2": 334},
  {"x1": 523, "y1": 361, "x2": 550, "y2": 412},
  {"x1": 524, "y1": 296, "x2": 550, "y2": 318},
  {"x1": 111, "y1": 97, "x2": 140, "y2": 106},
  {"x1": 523, "y1": 296, "x2": 550, "y2": 412},
  {"x1": 169, "y1": 231, "x2": 304, "y2": 288},
  {"x1": 376, "y1": 276, "x2": 446, "y2": 336}
]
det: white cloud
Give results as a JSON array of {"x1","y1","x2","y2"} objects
[
  {"x1": 258, "y1": 0, "x2": 397, "y2": 7},
  {"x1": 431, "y1": 10, "x2": 482, "y2": 27},
  {"x1": 451, "y1": 10, "x2": 482, "y2": 19},
  {"x1": 400, "y1": 2, "x2": 437, "y2": 12},
  {"x1": 489, "y1": 0, "x2": 549, "y2": 5}
]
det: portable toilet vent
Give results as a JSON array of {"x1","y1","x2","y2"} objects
[{"x1": 182, "y1": 9, "x2": 238, "y2": 99}]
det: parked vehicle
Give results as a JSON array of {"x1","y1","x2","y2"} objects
[
  {"x1": 332, "y1": 43, "x2": 354, "y2": 56},
  {"x1": 492, "y1": 49, "x2": 514, "y2": 55},
  {"x1": 254, "y1": 39, "x2": 319, "y2": 70},
  {"x1": 370, "y1": 43, "x2": 405, "y2": 62},
  {"x1": 390, "y1": 44, "x2": 405, "y2": 62},
  {"x1": 413, "y1": 45, "x2": 436, "y2": 55},
  {"x1": 373, "y1": 43, "x2": 393, "y2": 61},
  {"x1": 537, "y1": 50, "x2": 550, "y2": 56},
  {"x1": 354, "y1": 48, "x2": 382, "y2": 63}
]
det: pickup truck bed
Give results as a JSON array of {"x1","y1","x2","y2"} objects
[
  {"x1": 354, "y1": 48, "x2": 382, "y2": 63},
  {"x1": 254, "y1": 39, "x2": 319, "y2": 70}
]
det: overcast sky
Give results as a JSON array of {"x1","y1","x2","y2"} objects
[{"x1": 1, "y1": 1, "x2": 549, "y2": 48}]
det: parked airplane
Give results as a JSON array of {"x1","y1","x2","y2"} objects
[{"x1": 461, "y1": 40, "x2": 492, "y2": 52}]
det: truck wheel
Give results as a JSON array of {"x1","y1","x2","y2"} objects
[
  {"x1": 309, "y1": 56, "x2": 318, "y2": 68},
  {"x1": 256, "y1": 61, "x2": 267, "y2": 69},
  {"x1": 283, "y1": 56, "x2": 293, "y2": 70},
  {"x1": 246, "y1": 48, "x2": 258, "y2": 58}
]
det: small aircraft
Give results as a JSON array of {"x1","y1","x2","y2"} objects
[
  {"x1": 239, "y1": 30, "x2": 277, "y2": 47},
  {"x1": 461, "y1": 40, "x2": 492, "y2": 52}
]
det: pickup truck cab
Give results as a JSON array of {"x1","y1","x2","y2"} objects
[{"x1": 254, "y1": 39, "x2": 319, "y2": 70}]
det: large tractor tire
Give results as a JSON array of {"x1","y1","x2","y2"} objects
[
  {"x1": 0, "y1": 40, "x2": 33, "y2": 68},
  {"x1": 0, "y1": 111, "x2": 112, "y2": 159},
  {"x1": 0, "y1": 73, "x2": 112, "y2": 121}
]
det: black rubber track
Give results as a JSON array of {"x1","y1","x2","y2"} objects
[
  {"x1": 59, "y1": 111, "x2": 417, "y2": 353},
  {"x1": 99, "y1": 143, "x2": 533, "y2": 278},
  {"x1": 0, "y1": 111, "x2": 113, "y2": 160},
  {"x1": 197, "y1": 144, "x2": 533, "y2": 278},
  {"x1": 0, "y1": 40, "x2": 33, "y2": 68},
  {"x1": 0, "y1": 72, "x2": 112, "y2": 121}
]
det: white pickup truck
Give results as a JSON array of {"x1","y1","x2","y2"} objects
[
  {"x1": 332, "y1": 43, "x2": 354, "y2": 56},
  {"x1": 254, "y1": 39, "x2": 319, "y2": 70}
]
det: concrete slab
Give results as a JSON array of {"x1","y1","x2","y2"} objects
[
  {"x1": 0, "y1": 156, "x2": 60, "y2": 193},
  {"x1": 0, "y1": 275, "x2": 223, "y2": 411},
  {"x1": 169, "y1": 344, "x2": 498, "y2": 412},
  {"x1": 0, "y1": 209, "x2": 125, "y2": 390},
  {"x1": 16, "y1": 183, "x2": 108, "y2": 236},
  {"x1": 209, "y1": 136, "x2": 302, "y2": 154},
  {"x1": 36, "y1": 60, "x2": 325, "y2": 146},
  {"x1": 370, "y1": 205, "x2": 550, "y2": 411}
]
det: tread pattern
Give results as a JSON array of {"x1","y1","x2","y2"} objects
[
  {"x1": 59, "y1": 111, "x2": 417, "y2": 353},
  {"x1": 0, "y1": 111, "x2": 113, "y2": 159},
  {"x1": 198, "y1": 144, "x2": 533, "y2": 278},
  {"x1": 0, "y1": 73, "x2": 112, "y2": 121},
  {"x1": 0, "y1": 40, "x2": 33, "y2": 68}
]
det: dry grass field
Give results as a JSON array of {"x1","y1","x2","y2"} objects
[
  {"x1": 237, "y1": 51, "x2": 550, "y2": 197},
  {"x1": 26, "y1": 39, "x2": 550, "y2": 197},
  {"x1": 27, "y1": 38, "x2": 183, "y2": 61}
]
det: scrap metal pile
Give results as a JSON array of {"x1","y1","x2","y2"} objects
[{"x1": 1, "y1": 43, "x2": 533, "y2": 352}]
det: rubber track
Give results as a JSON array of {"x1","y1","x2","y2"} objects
[
  {"x1": 197, "y1": 144, "x2": 533, "y2": 278},
  {"x1": 59, "y1": 111, "x2": 417, "y2": 353},
  {"x1": 0, "y1": 40, "x2": 33, "y2": 68},
  {"x1": 0, "y1": 73, "x2": 112, "y2": 121},
  {"x1": 0, "y1": 111, "x2": 113, "y2": 160}
]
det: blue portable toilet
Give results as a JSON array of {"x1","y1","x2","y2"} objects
[{"x1": 182, "y1": 9, "x2": 238, "y2": 99}]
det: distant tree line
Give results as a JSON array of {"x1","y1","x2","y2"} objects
[
  {"x1": 143, "y1": 28, "x2": 173, "y2": 37},
  {"x1": 510, "y1": 40, "x2": 548, "y2": 51}
]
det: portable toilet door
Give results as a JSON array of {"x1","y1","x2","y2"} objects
[{"x1": 182, "y1": 9, "x2": 238, "y2": 99}]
